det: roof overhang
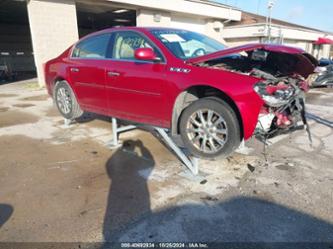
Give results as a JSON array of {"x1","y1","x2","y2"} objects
[
  {"x1": 104, "y1": 0, "x2": 241, "y2": 20},
  {"x1": 223, "y1": 23, "x2": 333, "y2": 42}
]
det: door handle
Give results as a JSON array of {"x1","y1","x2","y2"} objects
[
  {"x1": 107, "y1": 71, "x2": 120, "y2": 77},
  {"x1": 70, "y1": 67, "x2": 79, "y2": 72}
]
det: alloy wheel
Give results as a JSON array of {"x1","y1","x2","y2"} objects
[
  {"x1": 186, "y1": 109, "x2": 228, "y2": 154},
  {"x1": 56, "y1": 87, "x2": 72, "y2": 114}
]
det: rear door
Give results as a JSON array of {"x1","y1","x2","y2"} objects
[
  {"x1": 69, "y1": 33, "x2": 111, "y2": 114},
  {"x1": 104, "y1": 31, "x2": 167, "y2": 126}
]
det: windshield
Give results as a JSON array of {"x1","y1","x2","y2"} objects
[{"x1": 150, "y1": 29, "x2": 226, "y2": 60}]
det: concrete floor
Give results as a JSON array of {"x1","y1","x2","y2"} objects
[{"x1": 0, "y1": 80, "x2": 332, "y2": 243}]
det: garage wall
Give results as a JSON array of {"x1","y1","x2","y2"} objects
[
  {"x1": 136, "y1": 9, "x2": 171, "y2": 27},
  {"x1": 171, "y1": 16, "x2": 224, "y2": 42},
  {"x1": 282, "y1": 39, "x2": 332, "y2": 59},
  {"x1": 170, "y1": 15, "x2": 205, "y2": 33},
  {"x1": 321, "y1": 44, "x2": 332, "y2": 59},
  {"x1": 137, "y1": 9, "x2": 224, "y2": 42},
  {"x1": 312, "y1": 44, "x2": 332, "y2": 60},
  {"x1": 283, "y1": 39, "x2": 308, "y2": 51},
  {"x1": 223, "y1": 37, "x2": 260, "y2": 47},
  {"x1": 27, "y1": 0, "x2": 79, "y2": 86}
]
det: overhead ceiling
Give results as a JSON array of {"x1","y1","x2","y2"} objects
[
  {"x1": 0, "y1": 0, "x2": 29, "y2": 25},
  {"x1": 76, "y1": 2, "x2": 136, "y2": 30}
]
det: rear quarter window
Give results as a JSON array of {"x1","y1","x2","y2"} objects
[{"x1": 72, "y1": 34, "x2": 111, "y2": 59}]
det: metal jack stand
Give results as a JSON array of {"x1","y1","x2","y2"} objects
[
  {"x1": 235, "y1": 139, "x2": 254, "y2": 155},
  {"x1": 63, "y1": 117, "x2": 200, "y2": 175},
  {"x1": 107, "y1": 117, "x2": 136, "y2": 148},
  {"x1": 107, "y1": 118, "x2": 200, "y2": 175},
  {"x1": 64, "y1": 118, "x2": 72, "y2": 127},
  {"x1": 154, "y1": 128, "x2": 199, "y2": 175}
]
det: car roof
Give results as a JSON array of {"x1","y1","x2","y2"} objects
[
  {"x1": 78, "y1": 26, "x2": 191, "y2": 43},
  {"x1": 89, "y1": 26, "x2": 189, "y2": 35}
]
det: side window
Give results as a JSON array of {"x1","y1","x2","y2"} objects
[
  {"x1": 72, "y1": 34, "x2": 111, "y2": 59},
  {"x1": 112, "y1": 31, "x2": 163, "y2": 61}
]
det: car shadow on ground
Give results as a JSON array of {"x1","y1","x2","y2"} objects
[
  {"x1": 74, "y1": 112, "x2": 112, "y2": 124},
  {"x1": 0, "y1": 204, "x2": 13, "y2": 229},
  {"x1": 102, "y1": 139, "x2": 155, "y2": 244},
  {"x1": 74, "y1": 112, "x2": 148, "y2": 131}
]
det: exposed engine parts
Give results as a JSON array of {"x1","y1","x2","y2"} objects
[
  {"x1": 196, "y1": 52, "x2": 313, "y2": 145},
  {"x1": 251, "y1": 69, "x2": 312, "y2": 144},
  {"x1": 254, "y1": 80, "x2": 311, "y2": 141}
]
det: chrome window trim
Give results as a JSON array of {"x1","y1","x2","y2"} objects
[
  {"x1": 69, "y1": 56, "x2": 166, "y2": 65},
  {"x1": 69, "y1": 30, "x2": 167, "y2": 64}
]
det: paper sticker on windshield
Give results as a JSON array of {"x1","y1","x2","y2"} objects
[{"x1": 160, "y1": 34, "x2": 185, "y2": 43}]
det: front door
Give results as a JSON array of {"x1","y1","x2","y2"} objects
[{"x1": 105, "y1": 31, "x2": 167, "y2": 126}]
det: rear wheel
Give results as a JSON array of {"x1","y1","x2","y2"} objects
[
  {"x1": 179, "y1": 97, "x2": 240, "y2": 159},
  {"x1": 54, "y1": 80, "x2": 83, "y2": 120}
]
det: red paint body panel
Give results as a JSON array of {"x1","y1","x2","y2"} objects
[
  {"x1": 162, "y1": 65, "x2": 264, "y2": 139},
  {"x1": 104, "y1": 60, "x2": 168, "y2": 126},
  {"x1": 44, "y1": 27, "x2": 274, "y2": 140},
  {"x1": 68, "y1": 59, "x2": 108, "y2": 113}
]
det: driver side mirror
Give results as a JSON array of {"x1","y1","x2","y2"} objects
[{"x1": 134, "y1": 48, "x2": 160, "y2": 62}]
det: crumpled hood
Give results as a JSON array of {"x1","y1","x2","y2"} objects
[{"x1": 186, "y1": 43, "x2": 318, "y2": 78}]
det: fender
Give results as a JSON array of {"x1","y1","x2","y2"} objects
[{"x1": 168, "y1": 66, "x2": 264, "y2": 140}]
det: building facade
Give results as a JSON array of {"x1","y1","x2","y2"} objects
[
  {"x1": 0, "y1": 0, "x2": 241, "y2": 85},
  {"x1": 2, "y1": 1, "x2": 332, "y2": 86},
  {"x1": 223, "y1": 12, "x2": 333, "y2": 60}
]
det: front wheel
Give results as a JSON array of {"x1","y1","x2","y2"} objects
[
  {"x1": 179, "y1": 98, "x2": 241, "y2": 159},
  {"x1": 54, "y1": 80, "x2": 83, "y2": 120}
]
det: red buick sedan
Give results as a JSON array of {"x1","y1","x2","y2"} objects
[{"x1": 44, "y1": 27, "x2": 317, "y2": 158}]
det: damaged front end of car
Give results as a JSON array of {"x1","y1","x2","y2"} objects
[
  {"x1": 252, "y1": 70, "x2": 311, "y2": 142},
  {"x1": 187, "y1": 44, "x2": 318, "y2": 143}
]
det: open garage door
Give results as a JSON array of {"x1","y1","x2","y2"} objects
[
  {"x1": 0, "y1": 0, "x2": 36, "y2": 82},
  {"x1": 76, "y1": 2, "x2": 136, "y2": 38}
]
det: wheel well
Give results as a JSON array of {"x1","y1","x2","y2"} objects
[
  {"x1": 52, "y1": 77, "x2": 65, "y2": 93},
  {"x1": 171, "y1": 85, "x2": 244, "y2": 140}
]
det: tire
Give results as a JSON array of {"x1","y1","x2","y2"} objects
[
  {"x1": 54, "y1": 80, "x2": 83, "y2": 120},
  {"x1": 179, "y1": 97, "x2": 241, "y2": 159}
]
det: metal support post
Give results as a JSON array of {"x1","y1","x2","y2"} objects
[
  {"x1": 64, "y1": 118, "x2": 72, "y2": 127},
  {"x1": 235, "y1": 139, "x2": 254, "y2": 155},
  {"x1": 107, "y1": 117, "x2": 136, "y2": 148}
]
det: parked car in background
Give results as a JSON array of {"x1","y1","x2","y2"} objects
[
  {"x1": 311, "y1": 64, "x2": 333, "y2": 87},
  {"x1": 318, "y1": 58, "x2": 333, "y2": 67},
  {"x1": 44, "y1": 27, "x2": 317, "y2": 159}
]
